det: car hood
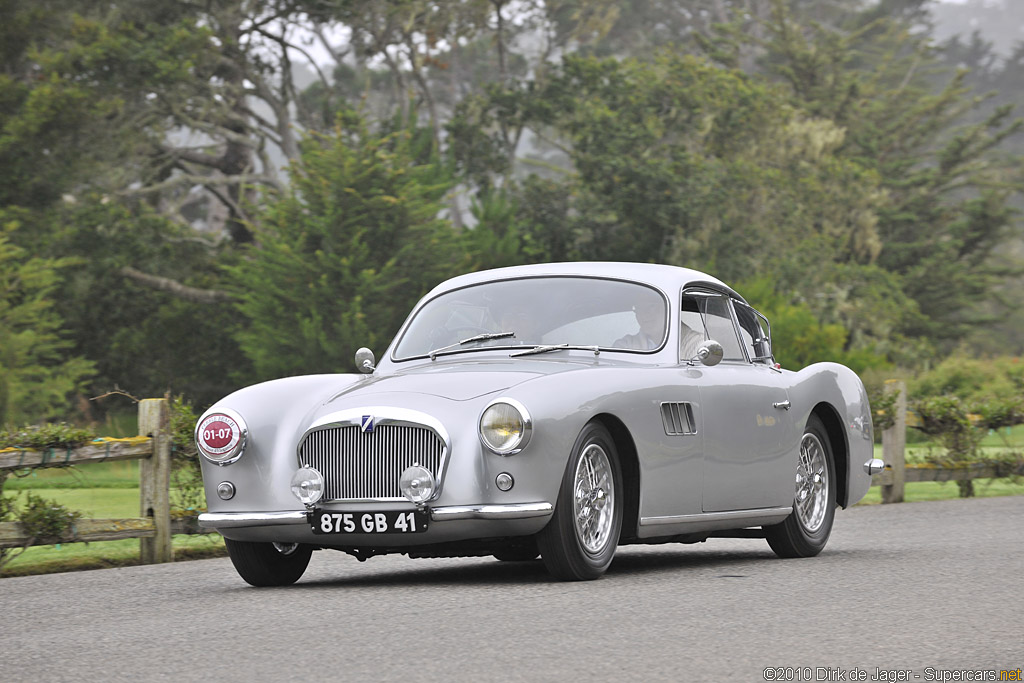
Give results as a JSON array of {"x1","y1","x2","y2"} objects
[{"x1": 325, "y1": 359, "x2": 587, "y2": 404}]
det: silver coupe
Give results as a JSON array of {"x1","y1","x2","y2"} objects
[{"x1": 196, "y1": 262, "x2": 884, "y2": 585}]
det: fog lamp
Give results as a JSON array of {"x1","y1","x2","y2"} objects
[
  {"x1": 400, "y1": 465, "x2": 436, "y2": 504},
  {"x1": 216, "y1": 481, "x2": 236, "y2": 500},
  {"x1": 290, "y1": 466, "x2": 324, "y2": 505}
]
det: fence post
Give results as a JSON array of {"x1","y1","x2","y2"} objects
[
  {"x1": 139, "y1": 398, "x2": 173, "y2": 563},
  {"x1": 881, "y1": 380, "x2": 906, "y2": 504}
]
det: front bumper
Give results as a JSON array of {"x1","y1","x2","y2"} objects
[{"x1": 199, "y1": 502, "x2": 553, "y2": 529}]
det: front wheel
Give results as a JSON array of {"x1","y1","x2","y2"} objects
[
  {"x1": 764, "y1": 414, "x2": 836, "y2": 558},
  {"x1": 224, "y1": 539, "x2": 313, "y2": 587},
  {"x1": 537, "y1": 422, "x2": 623, "y2": 580}
]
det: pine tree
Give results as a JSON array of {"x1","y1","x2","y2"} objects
[{"x1": 0, "y1": 225, "x2": 93, "y2": 425}]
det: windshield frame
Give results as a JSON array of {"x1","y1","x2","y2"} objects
[{"x1": 389, "y1": 275, "x2": 671, "y2": 363}]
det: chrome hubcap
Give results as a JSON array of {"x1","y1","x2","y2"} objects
[
  {"x1": 794, "y1": 432, "x2": 828, "y2": 533},
  {"x1": 573, "y1": 443, "x2": 614, "y2": 554}
]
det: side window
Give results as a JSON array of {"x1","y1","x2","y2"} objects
[
  {"x1": 734, "y1": 303, "x2": 773, "y2": 365},
  {"x1": 681, "y1": 291, "x2": 745, "y2": 362}
]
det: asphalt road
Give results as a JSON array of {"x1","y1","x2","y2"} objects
[{"x1": 2, "y1": 496, "x2": 1021, "y2": 683}]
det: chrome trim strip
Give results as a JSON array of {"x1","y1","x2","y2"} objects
[
  {"x1": 199, "y1": 511, "x2": 308, "y2": 529},
  {"x1": 430, "y1": 502, "x2": 553, "y2": 521},
  {"x1": 199, "y1": 503, "x2": 554, "y2": 528},
  {"x1": 640, "y1": 506, "x2": 793, "y2": 527}
]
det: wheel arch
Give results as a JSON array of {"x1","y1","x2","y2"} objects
[
  {"x1": 591, "y1": 413, "x2": 640, "y2": 542},
  {"x1": 810, "y1": 402, "x2": 849, "y2": 509}
]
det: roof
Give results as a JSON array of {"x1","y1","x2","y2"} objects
[{"x1": 425, "y1": 262, "x2": 744, "y2": 303}]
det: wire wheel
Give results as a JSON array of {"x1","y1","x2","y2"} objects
[
  {"x1": 538, "y1": 421, "x2": 623, "y2": 580},
  {"x1": 573, "y1": 444, "x2": 615, "y2": 554},
  {"x1": 794, "y1": 432, "x2": 829, "y2": 533},
  {"x1": 764, "y1": 414, "x2": 836, "y2": 559}
]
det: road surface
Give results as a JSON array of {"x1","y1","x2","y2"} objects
[{"x1": 2, "y1": 496, "x2": 1021, "y2": 682}]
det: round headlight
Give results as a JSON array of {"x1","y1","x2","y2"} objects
[
  {"x1": 290, "y1": 466, "x2": 324, "y2": 505},
  {"x1": 479, "y1": 399, "x2": 532, "y2": 455},
  {"x1": 196, "y1": 409, "x2": 248, "y2": 465}
]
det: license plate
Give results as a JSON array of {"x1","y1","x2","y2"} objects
[{"x1": 311, "y1": 509, "x2": 428, "y2": 535}]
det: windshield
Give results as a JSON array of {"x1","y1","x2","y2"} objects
[{"x1": 393, "y1": 277, "x2": 668, "y2": 360}]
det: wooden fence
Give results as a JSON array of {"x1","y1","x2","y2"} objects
[
  {"x1": 869, "y1": 380, "x2": 1024, "y2": 503},
  {"x1": 0, "y1": 398, "x2": 182, "y2": 562}
]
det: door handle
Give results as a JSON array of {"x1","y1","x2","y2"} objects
[{"x1": 773, "y1": 400, "x2": 791, "y2": 411}]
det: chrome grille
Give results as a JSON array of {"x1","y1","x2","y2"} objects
[{"x1": 298, "y1": 424, "x2": 445, "y2": 501}]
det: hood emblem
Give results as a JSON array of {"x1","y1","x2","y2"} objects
[{"x1": 361, "y1": 415, "x2": 375, "y2": 433}]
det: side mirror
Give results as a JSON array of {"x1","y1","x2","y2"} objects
[
  {"x1": 697, "y1": 340, "x2": 724, "y2": 367},
  {"x1": 355, "y1": 347, "x2": 375, "y2": 374}
]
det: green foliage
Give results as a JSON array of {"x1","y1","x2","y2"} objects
[
  {"x1": 16, "y1": 491, "x2": 82, "y2": 542},
  {"x1": 869, "y1": 386, "x2": 900, "y2": 433},
  {"x1": 913, "y1": 355, "x2": 1023, "y2": 403},
  {"x1": 0, "y1": 423, "x2": 97, "y2": 451},
  {"x1": 168, "y1": 396, "x2": 203, "y2": 517},
  {"x1": 973, "y1": 397, "x2": 1024, "y2": 432},
  {"x1": 0, "y1": 225, "x2": 94, "y2": 425},
  {"x1": 738, "y1": 277, "x2": 890, "y2": 373},
  {"x1": 912, "y1": 394, "x2": 980, "y2": 497},
  {"x1": 0, "y1": 490, "x2": 83, "y2": 571},
  {"x1": 0, "y1": 2, "x2": 213, "y2": 209},
  {"x1": 230, "y1": 112, "x2": 462, "y2": 379},
  {"x1": 752, "y1": 2, "x2": 1023, "y2": 349},
  {"x1": 912, "y1": 390, "x2": 1024, "y2": 497},
  {"x1": 44, "y1": 198, "x2": 250, "y2": 408}
]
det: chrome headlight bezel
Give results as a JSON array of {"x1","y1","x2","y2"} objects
[
  {"x1": 479, "y1": 398, "x2": 532, "y2": 456},
  {"x1": 195, "y1": 407, "x2": 248, "y2": 466}
]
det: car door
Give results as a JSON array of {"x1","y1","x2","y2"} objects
[{"x1": 685, "y1": 291, "x2": 799, "y2": 512}]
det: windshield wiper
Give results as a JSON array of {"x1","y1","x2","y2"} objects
[
  {"x1": 509, "y1": 343, "x2": 600, "y2": 358},
  {"x1": 429, "y1": 331, "x2": 516, "y2": 360}
]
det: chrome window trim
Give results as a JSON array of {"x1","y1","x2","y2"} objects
[
  {"x1": 680, "y1": 287, "x2": 749, "y2": 364},
  {"x1": 389, "y1": 275, "x2": 672, "y2": 362},
  {"x1": 298, "y1": 407, "x2": 452, "y2": 503}
]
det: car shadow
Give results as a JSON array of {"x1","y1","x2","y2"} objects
[{"x1": 282, "y1": 544, "x2": 785, "y2": 590}]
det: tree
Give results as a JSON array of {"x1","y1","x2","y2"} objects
[
  {"x1": 748, "y1": 1, "x2": 1023, "y2": 348},
  {"x1": 230, "y1": 112, "x2": 462, "y2": 379},
  {"x1": 0, "y1": 224, "x2": 93, "y2": 425}
]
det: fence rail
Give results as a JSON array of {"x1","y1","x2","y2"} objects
[
  {"x1": 0, "y1": 399, "x2": 176, "y2": 561},
  {"x1": 867, "y1": 379, "x2": 1024, "y2": 502}
]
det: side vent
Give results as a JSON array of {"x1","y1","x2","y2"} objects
[{"x1": 661, "y1": 402, "x2": 697, "y2": 436}]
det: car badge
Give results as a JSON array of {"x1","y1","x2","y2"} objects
[{"x1": 361, "y1": 415, "x2": 375, "y2": 433}]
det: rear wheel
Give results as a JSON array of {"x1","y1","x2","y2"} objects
[
  {"x1": 538, "y1": 422, "x2": 623, "y2": 580},
  {"x1": 765, "y1": 414, "x2": 836, "y2": 558},
  {"x1": 224, "y1": 539, "x2": 313, "y2": 587}
]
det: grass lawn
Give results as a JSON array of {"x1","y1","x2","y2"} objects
[
  {"x1": 856, "y1": 478, "x2": 1024, "y2": 505},
  {"x1": 0, "y1": 533, "x2": 226, "y2": 577},
  {"x1": 2, "y1": 461, "x2": 225, "y2": 578}
]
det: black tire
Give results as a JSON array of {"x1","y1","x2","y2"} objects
[
  {"x1": 764, "y1": 414, "x2": 836, "y2": 558},
  {"x1": 538, "y1": 422, "x2": 623, "y2": 580},
  {"x1": 224, "y1": 539, "x2": 313, "y2": 587}
]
